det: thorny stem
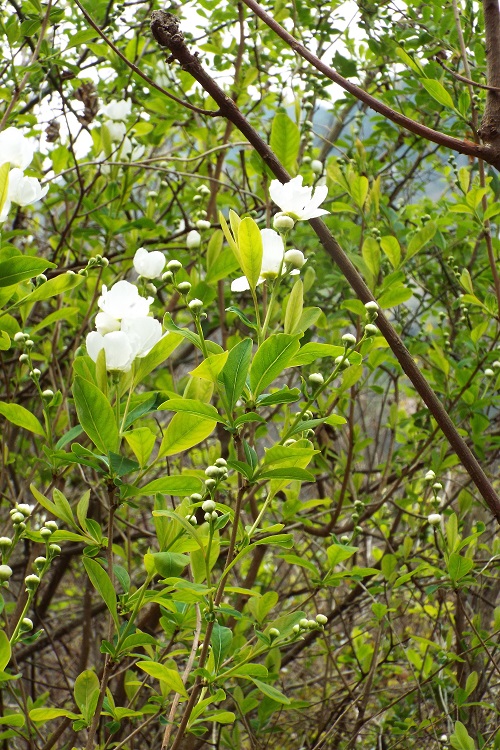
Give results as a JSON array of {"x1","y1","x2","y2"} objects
[{"x1": 149, "y1": 9, "x2": 500, "y2": 524}]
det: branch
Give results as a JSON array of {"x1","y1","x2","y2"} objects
[
  {"x1": 239, "y1": 0, "x2": 500, "y2": 170},
  {"x1": 479, "y1": 0, "x2": 500, "y2": 150},
  {"x1": 149, "y1": 10, "x2": 500, "y2": 523}
]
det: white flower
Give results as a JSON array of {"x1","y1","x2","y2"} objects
[
  {"x1": 0, "y1": 198, "x2": 11, "y2": 223},
  {"x1": 186, "y1": 230, "x2": 201, "y2": 249},
  {"x1": 231, "y1": 229, "x2": 286, "y2": 292},
  {"x1": 103, "y1": 120, "x2": 127, "y2": 142},
  {"x1": 98, "y1": 280, "x2": 153, "y2": 320},
  {"x1": 133, "y1": 247, "x2": 166, "y2": 279},
  {"x1": 86, "y1": 330, "x2": 135, "y2": 372},
  {"x1": 101, "y1": 99, "x2": 132, "y2": 121},
  {"x1": 121, "y1": 317, "x2": 162, "y2": 358},
  {"x1": 120, "y1": 137, "x2": 145, "y2": 161},
  {"x1": 269, "y1": 175, "x2": 329, "y2": 220},
  {"x1": 0, "y1": 127, "x2": 34, "y2": 169},
  {"x1": 95, "y1": 312, "x2": 121, "y2": 335},
  {"x1": 427, "y1": 513, "x2": 442, "y2": 526},
  {"x1": 8, "y1": 168, "x2": 48, "y2": 206}
]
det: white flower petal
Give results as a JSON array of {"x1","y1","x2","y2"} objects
[
  {"x1": 121, "y1": 317, "x2": 162, "y2": 358},
  {"x1": 269, "y1": 175, "x2": 329, "y2": 220},
  {"x1": 95, "y1": 312, "x2": 121, "y2": 335},
  {"x1": 0, "y1": 127, "x2": 34, "y2": 170},
  {"x1": 133, "y1": 247, "x2": 166, "y2": 279},
  {"x1": 231, "y1": 275, "x2": 251, "y2": 292},
  {"x1": 8, "y1": 168, "x2": 48, "y2": 206},
  {"x1": 98, "y1": 280, "x2": 153, "y2": 320},
  {"x1": 101, "y1": 99, "x2": 132, "y2": 121},
  {"x1": 261, "y1": 228, "x2": 284, "y2": 276},
  {"x1": 86, "y1": 330, "x2": 134, "y2": 371}
]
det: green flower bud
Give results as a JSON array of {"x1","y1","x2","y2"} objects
[
  {"x1": 0, "y1": 565, "x2": 13, "y2": 581},
  {"x1": 201, "y1": 499, "x2": 216, "y2": 513}
]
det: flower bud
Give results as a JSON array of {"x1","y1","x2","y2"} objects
[
  {"x1": 315, "y1": 614, "x2": 328, "y2": 625},
  {"x1": 211, "y1": 510, "x2": 218, "y2": 520},
  {"x1": 20, "y1": 617, "x2": 33, "y2": 631},
  {"x1": 205, "y1": 466, "x2": 219, "y2": 478},
  {"x1": 485, "y1": 368, "x2": 494, "y2": 377},
  {"x1": 177, "y1": 281, "x2": 192, "y2": 294},
  {"x1": 14, "y1": 332, "x2": 25, "y2": 343},
  {"x1": 0, "y1": 565, "x2": 13, "y2": 581},
  {"x1": 299, "y1": 618, "x2": 309, "y2": 629},
  {"x1": 365, "y1": 323, "x2": 378, "y2": 335},
  {"x1": 42, "y1": 389, "x2": 54, "y2": 399},
  {"x1": 30, "y1": 368, "x2": 41, "y2": 378},
  {"x1": 16, "y1": 504, "x2": 33, "y2": 517},
  {"x1": 424, "y1": 470, "x2": 436, "y2": 481},
  {"x1": 36, "y1": 274, "x2": 47, "y2": 284},
  {"x1": 0, "y1": 537, "x2": 12, "y2": 551},
  {"x1": 186, "y1": 514, "x2": 197, "y2": 525},
  {"x1": 44, "y1": 520, "x2": 58, "y2": 532},
  {"x1": 202, "y1": 499, "x2": 216, "y2": 513},
  {"x1": 273, "y1": 212, "x2": 295, "y2": 231},
  {"x1": 311, "y1": 159, "x2": 323, "y2": 174},
  {"x1": 307, "y1": 619, "x2": 317, "y2": 629},
  {"x1": 25, "y1": 574, "x2": 40, "y2": 590},
  {"x1": 283, "y1": 439, "x2": 296, "y2": 447},
  {"x1": 25, "y1": 339, "x2": 34, "y2": 348},
  {"x1": 190, "y1": 493, "x2": 203, "y2": 502},
  {"x1": 269, "y1": 627, "x2": 280, "y2": 638},
  {"x1": 196, "y1": 220, "x2": 211, "y2": 230},
  {"x1": 19, "y1": 354, "x2": 29, "y2": 363},
  {"x1": 186, "y1": 230, "x2": 201, "y2": 249},
  {"x1": 188, "y1": 298, "x2": 203, "y2": 311},
  {"x1": 166, "y1": 259, "x2": 182, "y2": 272},
  {"x1": 162, "y1": 270, "x2": 174, "y2": 283},
  {"x1": 428, "y1": 513, "x2": 442, "y2": 526},
  {"x1": 308, "y1": 372, "x2": 324, "y2": 385},
  {"x1": 292, "y1": 624, "x2": 301, "y2": 634},
  {"x1": 205, "y1": 478, "x2": 216, "y2": 489},
  {"x1": 284, "y1": 249, "x2": 306, "y2": 268},
  {"x1": 204, "y1": 512, "x2": 212, "y2": 522},
  {"x1": 342, "y1": 333, "x2": 357, "y2": 346},
  {"x1": 39, "y1": 527, "x2": 52, "y2": 539},
  {"x1": 48, "y1": 544, "x2": 61, "y2": 555},
  {"x1": 214, "y1": 458, "x2": 227, "y2": 467},
  {"x1": 433, "y1": 482, "x2": 443, "y2": 490},
  {"x1": 364, "y1": 301, "x2": 379, "y2": 313},
  {"x1": 341, "y1": 535, "x2": 350, "y2": 543},
  {"x1": 34, "y1": 556, "x2": 46, "y2": 571},
  {"x1": 11, "y1": 512, "x2": 25, "y2": 524}
]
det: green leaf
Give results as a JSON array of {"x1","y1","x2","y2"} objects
[
  {"x1": 132, "y1": 333, "x2": 182, "y2": 386},
  {"x1": 130, "y1": 475, "x2": 203, "y2": 497},
  {"x1": 73, "y1": 376, "x2": 119, "y2": 455},
  {"x1": 158, "y1": 412, "x2": 216, "y2": 457},
  {"x1": 378, "y1": 284, "x2": 412, "y2": 308},
  {"x1": 421, "y1": 78, "x2": 456, "y2": 110},
  {"x1": 362, "y1": 236, "x2": 380, "y2": 286},
  {"x1": 0, "y1": 402, "x2": 45, "y2": 437},
  {"x1": 284, "y1": 278, "x2": 304, "y2": 335},
  {"x1": 270, "y1": 112, "x2": 300, "y2": 173},
  {"x1": 0, "y1": 631, "x2": 11, "y2": 672},
  {"x1": 406, "y1": 221, "x2": 436, "y2": 259},
  {"x1": 52, "y1": 488, "x2": 77, "y2": 529},
  {"x1": 219, "y1": 338, "x2": 252, "y2": 411},
  {"x1": 250, "y1": 678, "x2": 291, "y2": 705},
  {"x1": 238, "y1": 217, "x2": 263, "y2": 291},
  {"x1": 19, "y1": 273, "x2": 83, "y2": 305},
  {"x1": 159, "y1": 398, "x2": 223, "y2": 422},
  {"x1": 29, "y1": 708, "x2": 81, "y2": 722},
  {"x1": 136, "y1": 661, "x2": 188, "y2": 697},
  {"x1": 350, "y1": 175, "x2": 369, "y2": 210},
  {"x1": 450, "y1": 720, "x2": 476, "y2": 750},
  {"x1": 395, "y1": 47, "x2": 425, "y2": 75},
  {"x1": 163, "y1": 313, "x2": 223, "y2": 355},
  {"x1": 289, "y1": 343, "x2": 344, "y2": 366},
  {"x1": 83, "y1": 558, "x2": 119, "y2": 630},
  {"x1": 189, "y1": 351, "x2": 229, "y2": 383},
  {"x1": 0, "y1": 164, "x2": 10, "y2": 217},
  {"x1": 326, "y1": 543, "x2": 358, "y2": 568},
  {"x1": 74, "y1": 670, "x2": 100, "y2": 724},
  {"x1": 124, "y1": 427, "x2": 156, "y2": 467},
  {"x1": 151, "y1": 552, "x2": 189, "y2": 578},
  {"x1": 448, "y1": 552, "x2": 474, "y2": 583},
  {"x1": 0, "y1": 714, "x2": 25, "y2": 727},
  {"x1": 0, "y1": 256, "x2": 55, "y2": 287},
  {"x1": 212, "y1": 622, "x2": 233, "y2": 672},
  {"x1": 0, "y1": 331, "x2": 10, "y2": 350},
  {"x1": 380, "y1": 235, "x2": 401, "y2": 269},
  {"x1": 250, "y1": 334, "x2": 301, "y2": 397}
]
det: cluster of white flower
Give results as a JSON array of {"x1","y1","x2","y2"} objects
[
  {"x1": 86, "y1": 280, "x2": 162, "y2": 372},
  {"x1": 231, "y1": 176, "x2": 328, "y2": 293},
  {"x1": 99, "y1": 99, "x2": 144, "y2": 161},
  {"x1": 0, "y1": 127, "x2": 48, "y2": 222}
]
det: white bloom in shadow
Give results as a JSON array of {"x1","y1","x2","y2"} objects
[
  {"x1": 86, "y1": 330, "x2": 134, "y2": 372},
  {"x1": 0, "y1": 127, "x2": 34, "y2": 170},
  {"x1": 133, "y1": 247, "x2": 166, "y2": 279},
  {"x1": 101, "y1": 100, "x2": 132, "y2": 121},
  {"x1": 122, "y1": 317, "x2": 162, "y2": 357},
  {"x1": 8, "y1": 168, "x2": 48, "y2": 206},
  {"x1": 269, "y1": 175, "x2": 329, "y2": 220}
]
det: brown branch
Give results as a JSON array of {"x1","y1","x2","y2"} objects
[
  {"x1": 479, "y1": 0, "x2": 500, "y2": 148},
  {"x1": 149, "y1": 10, "x2": 500, "y2": 524},
  {"x1": 240, "y1": 0, "x2": 500, "y2": 169}
]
